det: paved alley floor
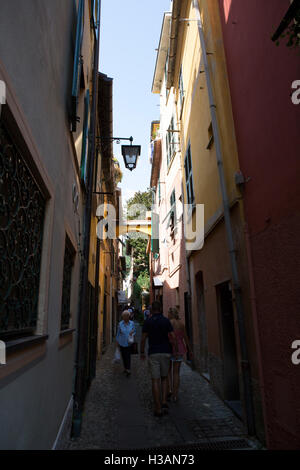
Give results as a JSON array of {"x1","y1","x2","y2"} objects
[{"x1": 64, "y1": 337, "x2": 261, "y2": 451}]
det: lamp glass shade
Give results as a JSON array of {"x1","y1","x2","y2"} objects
[{"x1": 121, "y1": 145, "x2": 141, "y2": 171}]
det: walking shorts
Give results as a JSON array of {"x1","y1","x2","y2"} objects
[{"x1": 148, "y1": 353, "x2": 171, "y2": 379}]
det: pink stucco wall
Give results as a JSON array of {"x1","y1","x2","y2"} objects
[{"x1": 219, "y1": 0, "x2": 300, "y2": 449}]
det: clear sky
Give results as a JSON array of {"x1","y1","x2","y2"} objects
[{"x1": 99, "y1": 0, "x2": 171, "y2": 205}]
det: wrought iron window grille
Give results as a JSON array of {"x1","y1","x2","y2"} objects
[{"x1": 0, "y1": 122, "x2": 46, "y2": 340}]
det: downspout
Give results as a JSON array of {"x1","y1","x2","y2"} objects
[
  {"x1": 72, "y1": 1, "x2": 101, "y2": 438},
  {"x1": 244, "y1": 223, "x2": 269, "y2": 446},
  {"x1": 181, "y1": 180, "x2": 194, "y2": 368},
  {"x1": 192, "y1": 0, "x2": 255, "y2": 436}
]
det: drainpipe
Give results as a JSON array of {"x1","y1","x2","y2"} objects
[
  {"x1": 244, "y1": 223, "x2": 269, "y2": 446},
  {"x1": 192, "y1": 0, "x2": 255, "y2": 436},
  {"x1": 181, "y1": 180, "x2": 194, "y2": 368},
  {"x1": 72, "y1": 1, "x2": 101, "y2": 438}
]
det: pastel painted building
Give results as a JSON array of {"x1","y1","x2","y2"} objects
[
  {"x1": 150, "y1": 11, "x2": 189, "y2": 324},
  {"x1": 151, "y1": 0, "x2": 265, "y2": 442}
]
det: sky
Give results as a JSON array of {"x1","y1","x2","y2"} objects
[{"x1": 99, "y1": 0, "x2": 171, "y2": 205}]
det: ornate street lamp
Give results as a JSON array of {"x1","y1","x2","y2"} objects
[
  {"x1": 97, "y1": 135, "x2": 141, "y2": 172},
  {"x1": 121, "y1": 137, "x2": 141, "y2": 171}
]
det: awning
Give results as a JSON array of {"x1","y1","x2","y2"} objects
[{"x1": 153, "y1": 276, "x2": 163, "y2": 287}]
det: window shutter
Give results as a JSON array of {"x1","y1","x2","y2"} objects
[
  {"x1": 71, "y1": 0, "x2": 84, "y2": 132},
  {"x1": 80, "y1": 89, "x2": 90, "y2": 183}
]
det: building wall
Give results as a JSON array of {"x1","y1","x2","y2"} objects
[
  {"x1": 0, "y1": 0, "x2": 93, "y2": 449},
  {"x1": 177, "y1": 0, "x2": 241, "y2": 228},
  {"x1": 219, "y1": 0, "x2": 300, "y2": 449},
  {"x1": 167, "y1": 0, "x2": 264, "y2": 440},
  {"x1": 151, "y1": 124, "x2": 188, "y2": 318}
]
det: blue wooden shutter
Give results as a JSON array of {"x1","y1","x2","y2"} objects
[
  {"x1": 80, "y1": 89, "x2": 90, "y2": 182},
  {"x1": 71, "y1": 0, "x2": 84, "y2": 132}
]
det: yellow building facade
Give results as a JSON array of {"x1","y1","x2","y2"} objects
[{"x1": 153, "y1": 0, "x2": 264, "y2": 440}]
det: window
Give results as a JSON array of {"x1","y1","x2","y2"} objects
[
  {"x1": 206, "y1": 122, "x2": 214, "y2": 150},
  {"x1": 166, "y1": 116, "x2": 176, "y2": 167},
  {"x1": 178, "y1": 65, "x2": 185, "y2": 117},
  {"x1": 61, "y1": 238, "x2": 75, "y2": 331},
  {"x1": 176, "y1": 288, "x2": 180, "y2": 308},
  {"x1": 170, "y1": 189, "x2": 177, "y2": 229},
  {"x1": 184, "y1": 144, "x2": 195, "y2": 206},
  {"x1": 0, "y1": 122, "x2": 46, "y2": 340},
  {"x1": 169, "y1": 189, "x2": 177, "y2": 241},
  {"x1": 80, "y1": 89, "x2": 90, "y2": 183}
]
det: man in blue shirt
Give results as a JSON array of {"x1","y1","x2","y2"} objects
[
  {"x1": 116, "y1": 310, "x2": 136, "y2": 376},
  {"x1": 140, "y1": 301, "x2": 178, "y2": 417}
]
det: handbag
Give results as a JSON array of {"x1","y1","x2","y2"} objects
[
  {"x1": 113, "y1": 347, "x2": 121, "y2": 363},
  {"x1": 128, "y1": 333, "x2": 134, "y2": 344}
]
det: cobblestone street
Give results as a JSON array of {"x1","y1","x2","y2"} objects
[{"x1": 63, "y1": 332, "x2": 261, "y2": 451}]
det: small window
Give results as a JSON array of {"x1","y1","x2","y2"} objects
[
  {"x1": 184, "y1": 144, "x2": 195, "y2": 206},
  {"x1": 80, "y1": 89, "x2": 90, "y2": 183},
  {"x1": 61, "y1": 238, "x2": 75, "y2": 331},
  {"x1": 166, "y1": 116, "x2": 176, "y2": 167},
  {"x1": 169, "y1": 189, "x2": 177, "y2": 239},
  {"x1": 207, "y1": 122, "x2": 214, "y2": 150}
]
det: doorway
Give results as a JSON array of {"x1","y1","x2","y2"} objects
[
  {"x1": 217, "y1": 281, "x2": 241, "y2": 415},
  {"x1": 102, "y1": 294, "x2": 107, "y2": 353},
  {"x1": 184, "y1": 292, "x2": 193, "y2": 362}
]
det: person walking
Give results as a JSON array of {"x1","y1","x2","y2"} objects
[
  {"x1": 116, "y1": 310, "x2": 136, "y2": 377},
  {"x1": 140, "y1": 301, "x2": 178, "y2": 417},
  {"x1": 167, "y1": 307, "x2": 193, "y2": 402},
  {"x1": 143, "y1": 306, "x2": 151, "y2": 321}
]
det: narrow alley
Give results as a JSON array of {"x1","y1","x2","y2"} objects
[
  {"x1": 61, "y1": 325, "x2": 259, "y2": 451},
  {"x1": 1, "y1": 0, "x2": 300, "y2": 453}
]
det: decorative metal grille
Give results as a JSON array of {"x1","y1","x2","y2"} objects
[
  {"x1": 60, "y1": 240, "x2": 74, "y2": 330},
  {"x1": 0, "y1": 123, "x2": 46, "y2": 338}
]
